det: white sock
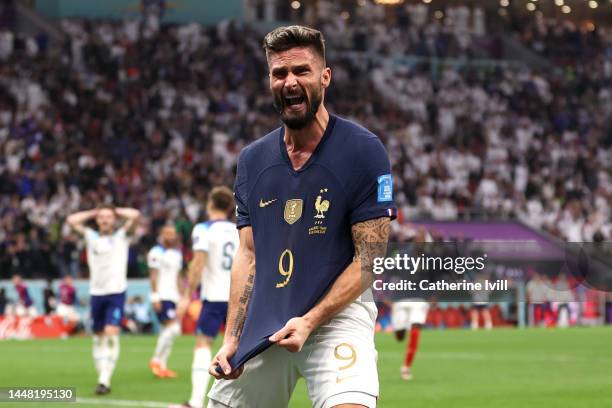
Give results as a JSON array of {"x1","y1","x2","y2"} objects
[
  {"x1": 155, "y1": 322, "x2": 181, "y2": 368},
  {"x1": 153, "y1": 326, "x2": 169, "y2": 363},
  {"x1": 92, "y1": 335, "x2": 107, "y2": 379},
  {"x1": 189, "y1": 347, "x2": 212, "y2": 408},
  {"x1": 99, "y1": 335, "x2": 120, "y2": 386}
]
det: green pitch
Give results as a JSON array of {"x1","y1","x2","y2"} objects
[{"x1": 0, "y1": 327, "x2": 611, "y2": 408}]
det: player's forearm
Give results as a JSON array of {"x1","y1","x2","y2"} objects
[
  {"x1": 304, "y1": 217, "x2": 390, "y2": 330},
  {"x1": 224, "y1": 248, "x2": 256, "y2": 345},
  {"x1": 66, "y1": 209, "x2": 97, "y2": 227},
  {"x1": 117, "y1": 208, "x2": 140, "y2": 234},
  {"x1": 302, "y1": 261, "x2": 370, "y2": 330},
  {"x1": 149, "y1": 269, "x2": 158, "y2": 293},
  {"x1": 115, "y1": 207, "x2": 140, "y2": 219},
  {"x1": 184, "y1": 260, "x2": 203, "y2": 296}
]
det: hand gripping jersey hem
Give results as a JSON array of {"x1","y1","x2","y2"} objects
[{"x1": 220, "y1": 339, "x2": 273, "y2": 375}]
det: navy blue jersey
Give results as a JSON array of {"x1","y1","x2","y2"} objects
[{"x1": 230, "y1": 115, "x2": 396, "y2": 369}]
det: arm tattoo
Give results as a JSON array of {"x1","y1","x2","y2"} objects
[
  {"x1": 230, "y1": 270, "x2": 255, "y2": 339},
  {"x1": 352, "y1": 217, "x2": 391, "y2": 271}
]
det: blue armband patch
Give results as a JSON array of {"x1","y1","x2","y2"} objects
[{"x1": 377, "y1": 174, "x2": 393, "y2": 202}]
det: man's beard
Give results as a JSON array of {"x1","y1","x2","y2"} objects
[{"x1": 273, "y1": 87, "x2": 322, "y2": 130}]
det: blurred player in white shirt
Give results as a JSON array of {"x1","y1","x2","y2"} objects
[
  {"x1": 148, "y1": 224, "x2": 184, "y2": 378},
  {"x1": 171, "y1": 186, "x2": 239, "y2": 408},
  {"x1": 392, "y1": 228, "x2": 430, "y2": 381},
  {"x1": 67, "y1": 204, "x2": 140, "y2": 396}
]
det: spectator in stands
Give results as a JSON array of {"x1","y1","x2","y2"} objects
[{"x1": 0, "y1": 10, "x2": 609, "y2": 282}]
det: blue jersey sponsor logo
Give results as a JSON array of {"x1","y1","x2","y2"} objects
[{"x1": 377, "y1": 174, "x2": 393, "y2": 202}]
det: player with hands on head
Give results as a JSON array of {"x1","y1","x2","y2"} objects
[{"x1": 66, "y1": 204, "x2": 140, "y2": 396}]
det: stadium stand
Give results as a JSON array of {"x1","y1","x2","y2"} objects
[{"x1": 0, "y1": 1, "x2": 611, "y2": 278}]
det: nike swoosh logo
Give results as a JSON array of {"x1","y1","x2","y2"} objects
[
  {"x1": 259, "y1": 199, "x2": 277, "y2": 208},
  {"x1": 336, "y1": 375, "x2": 358, "y2": 384}
]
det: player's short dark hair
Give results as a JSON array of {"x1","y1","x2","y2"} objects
[
  {"x1": 208, "y1": 186, "x2": 234, "y2": 214},
  {"x1": 262, "y1": 25, "x2": 325, "y2": 65}
]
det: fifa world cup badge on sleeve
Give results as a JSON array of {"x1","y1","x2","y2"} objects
[{"x1": 377, "y1": 174, "x2": 393, "y2": 202}]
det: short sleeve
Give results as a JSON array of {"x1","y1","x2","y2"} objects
[
  {"x1": 234, "y1": 149, "x2": 251, "y2": 228},
  {"x1": 192, "y1": 224, "x2": 210, "y2": 252},
  {"x1": 147, "y1": 248, "x2": 162, "y2": 269},
  {"x1": 84, "y1": 228, "x2": 97, "y2": 245},
  {"x1": 348, "y1": 136, "x2": 397, "y2": 225},
  {"x1": 115, "y1": 227, "x2": 129, "y2": 242}
]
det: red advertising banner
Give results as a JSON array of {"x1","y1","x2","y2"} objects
[{"x1": 0, "y1": 316, "x2": 71, "y2": 340}]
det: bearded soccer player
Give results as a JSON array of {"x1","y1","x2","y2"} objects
[
  {"x1": 67, "y1": 205, "x2": 140, "y2": 395},
  {"x1": 206, "y1": 26, "x2": 395, "y2": 408},
  {"x1": 148, "y1": 224, "x2": 183, "y2": 378}
]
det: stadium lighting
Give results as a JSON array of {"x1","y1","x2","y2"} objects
[
  {"x1": 423, "y1": 0, "x2": 432, "y2": 4},
  {"x1": 588, "y1": 1, "x2": 598, "y2": 8},
  {"x1": 500, "y1": 0, "x2": 509, "y2": 7},
  {"x1": 554, "y1": 0, "x2": 564, "y2": 6},
  {"x1": 291, "y1": 1, "x2": 301, "y2": 10},
  {"x1": 374, "y1": 0, "x2": 405, "y2": 5},
  {"x1": 561, "y1": 4, "x2": 571, "y2": 12},
  {"x1": 526, "y1": 2, "x2": 536, "y2": 11}
]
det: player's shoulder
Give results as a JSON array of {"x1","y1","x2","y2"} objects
[
  {"x1": 332, "y1": 115, "x2": 386, "y2": 154},
  {"x1": 84, "y1": 227, "x2": 98, "y2": 239},
  {"x1": 148, "y1": 244, "x2": 164, "y2": 255},
  {"x1": 208, "y1": 219, "x2": 238, "y2": 233},
  {"x1": 238, "y1": 127, "x2": 282, "y2": 167},
  {"x1": 192, "y1": 221, "x2": 212, "y2": 235}
]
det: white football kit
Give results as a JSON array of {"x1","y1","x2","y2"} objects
[
  {"x1": 192, "y1": 221, "x2": 239, "y2": 302},
  {"x1": 392, "y1": 299, "x2": 429, "y2": 330},
  {"x1": 84, "y1": 227, "x2": 130, "y2": 295},
  {"x1": 147, "y1": 245, "x2": 182, "y2": 302}
]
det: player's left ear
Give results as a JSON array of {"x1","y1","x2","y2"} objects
[{"x1": 321, "y1": 67, "x2": 331, "y2": 89}]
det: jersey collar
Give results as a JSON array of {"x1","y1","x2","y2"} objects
[{"x1": 279, "y1": 114, "x2": 337, "y2": 173}]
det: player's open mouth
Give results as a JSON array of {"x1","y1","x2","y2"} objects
[{"x1": 284, "y1": 95, "x2": 305, "y2": 110}]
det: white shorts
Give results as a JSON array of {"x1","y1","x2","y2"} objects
[
  {"x1": 56, "y1": 303, "x2": 79, "y2": 322},
  {"x1": 391, "y1": 299, "x2": 429, "y2": 331},
  {"x1": 207, "y1": 300, "x2": 379, "y2": 408},
  {"x1": 15, "y1": 304, "x2": 37, "y2": 318}
]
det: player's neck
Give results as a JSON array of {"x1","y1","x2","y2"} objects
[
  {"x1": 283, "y1": 106, "x2": 329, "y2": 152},
  {"x1": 207, "y1": 211, "x2": 227, "y2": 221}
]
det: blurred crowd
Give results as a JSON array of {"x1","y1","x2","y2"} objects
[
  {"x1": 0, "y1": 5, "x2": 611, "y2": 278},
  {"x1": 511, "y1": 12, "x2": 611, "y2": 64},
  {"x1": 308, "y1": 1, "x2": 494, "y2": 59}
]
